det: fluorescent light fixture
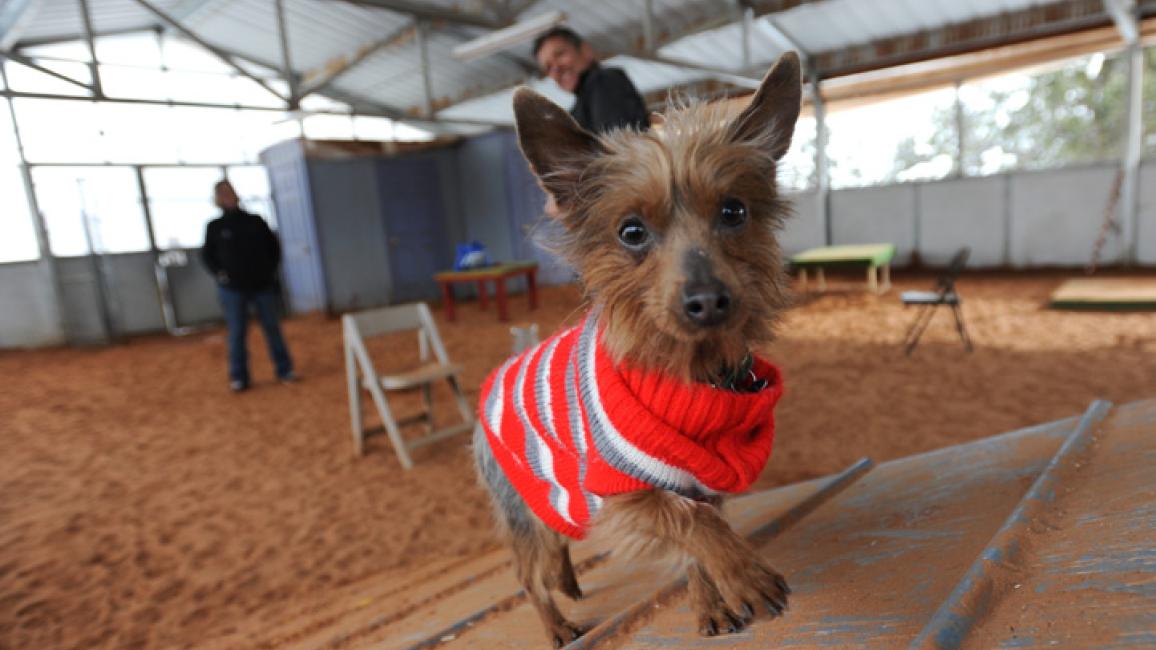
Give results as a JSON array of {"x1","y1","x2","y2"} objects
[{"x1": 452, "y1": 10, "x2": 567, "y2": 62}]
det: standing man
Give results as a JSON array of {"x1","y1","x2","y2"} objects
[
  {"x1": 202, "y1": 180, "x2": 295, "y2": 392},
  {"x1": 532, "y1": 27, "x2": 650, "y2": 134}
]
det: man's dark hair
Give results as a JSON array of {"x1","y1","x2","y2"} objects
[
  {"x1": 532, "y1": 26, "x2": 583, "y2": 58},
  {"x1": 215, "y1": 179, "x2": 234, "y2": 192}
]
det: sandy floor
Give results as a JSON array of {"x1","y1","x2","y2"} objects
[{"x1": 2, "y1": 271, "x2": 1155, "y2": 649}]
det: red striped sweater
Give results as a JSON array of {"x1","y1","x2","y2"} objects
[{"x1": 478, "y1": 314, "x2": 783, "y2": 540}]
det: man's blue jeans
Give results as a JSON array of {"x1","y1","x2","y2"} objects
[{"x1": 218, "y1": 287, "x2": 293, "y2": 384}]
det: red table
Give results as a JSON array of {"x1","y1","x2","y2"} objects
[{"x1": 433, "y1": 261, "x2": 539, "y2": 322}]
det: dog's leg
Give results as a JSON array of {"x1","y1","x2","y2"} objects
[
  {"x1": 555, "y1": 542, "x2": 583, "y2": 600},
  {"x1": 473, "y1": 428, "x2": 583, "y2": 646},
  {"x1": 510, "y1": 522, "x2": 585, "y2": 647},
  {"x1": 597, "y1": 490, "x2": 789, "y2": 636}
]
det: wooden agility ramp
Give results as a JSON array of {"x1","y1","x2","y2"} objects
[
  {"x1": 1050, "y1": 277, "x2": 1156, "y2": 311},
  {"x1": 251, "y1": 399, "x2": 1156, "y2": 650}
]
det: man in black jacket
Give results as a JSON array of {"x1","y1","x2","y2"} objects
[
  {"x1": 202, "y1": 180, "x2": 295, "y2": 392},
  {"x1": 532, "y1": 27, "x2": 650, "y2": 134}
]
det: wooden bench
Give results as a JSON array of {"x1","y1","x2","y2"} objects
[{"x1": 433, "y1": 261, "x2": 539, "y2": 322}]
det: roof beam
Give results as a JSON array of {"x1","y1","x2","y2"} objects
[
  {"x1": 1103, "y1": 0, "x2": 1140, "y2": 44},
  {"x1": 0, "y1": 48, "x2": 93, "y2": 91},
  {"x1": 333, "y1": 0, "x2": 507, "y2": 29},
  {"x1": 756, "y1": 16, "x2": 808, "y2": 62},
  {"x1": 129, "y1": 0, "x2": 289, "y2": 104},
  {"x1": 644, "y1": 0, "x2": 820, "y2": 54},
  {"x1": 13, "y1": 27, "x2": 147, "y2": 49},
  {"x1": 810, "y1": 0, "x2": 1137, "y2": 79},
  {"x1": 214, "y1": 42, "x2": 417, "y2": 121},
  {"x1": 0, "y1": 0, "x2": 41, "y2": 50}
]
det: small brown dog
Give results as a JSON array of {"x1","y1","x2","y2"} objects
[{"x1": 473, "y1": 51, "x2": 802, "y2": 647}]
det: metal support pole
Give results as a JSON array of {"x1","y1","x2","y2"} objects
[
  {"x1": 1121, "y1": 41, "x2": 1144, "y2": 265},
  {"x1": 273, "y1": 0, "x2": 297, "y2": 108},
  {"x1": 741, "y1": 6, "x2": 753, "y2": 70},
  {"x1": 416, "y1": 20, "x2": 434, "y2": 118},
  {"x1": 2, "y1": 65, "x2": 66, "y2": 344},
  {"x1": 811, "y1": 69, "x2": 831, "y2": 246},
  {"x1": 954, "y1": 80, "x2": 965, "y2": 177},
  {"x1": 75, "y1": 177, "x2": 118, "y2": 342},
  {"x1": 642, "y1": 0, "x2": 655, "y2": 53},
  {"x1": 78, "y1": 0, "x2": 103, "y2": 97}
]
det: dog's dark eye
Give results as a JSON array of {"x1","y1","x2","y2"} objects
[
  {"x1": 617, "y1": 218, "x2": 650, "y2": 250},
  {"x1": 719, "y1": 197, "x2": 747, "y2": 228}
]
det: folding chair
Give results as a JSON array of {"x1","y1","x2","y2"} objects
[
  {"x1": 901, "y1": 247, "x2": 974, "y2": 356},
  {"x1": 342, "y1": 303, "x2": 474, "y2": 469}
]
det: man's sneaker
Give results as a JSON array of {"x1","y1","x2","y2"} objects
[
  {"x1": 230, "y1": 380, "x2": 249, "y2": 392},
  {"x1": 278, "y1": 372, "x2": 299, "y2": 384}
]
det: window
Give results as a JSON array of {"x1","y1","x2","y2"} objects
[
  {"x1": 0, "y1": 92, "x2": 41, "y2": 263},
  {"x1": 32, "y1": 167, "x2": 150, "y2": 256},
  {"x1": 826, "y1": 87, "x2": 958, "y2": 189},
  {"x1": 2, "y1": 59, "x2": 91, "y2": 97},
  {"x1": 0, "y1": 167, "x2": 39, "y2": 263},
  {"x1": 1134, "y1": 47, "x2": 1156, "y2": 156},
  {"x1": 144, "y1": 167, "x2": 228, "y2": 250},
  {"x1": 226, "y1": 165, "x2": 277, "y2": 228},
  {"x1": 779, "y1": 115, "x2": 816, "y2": 191},
  {"x1": 961, "y1": 51, "x2": 1128, "y2": 175},
  {"x1": 302, "y1": 114, "x2": 356, "y2": 140},
  {"x1": 0, "y1": 150, "x2": 39, "y2": 263}
]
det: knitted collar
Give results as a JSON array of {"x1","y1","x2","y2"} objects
[{"x1": 578, "y1": 313, "x2": 784, "y2": 497}]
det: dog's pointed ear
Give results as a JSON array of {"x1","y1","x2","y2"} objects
[
  {"x1": 513, "y1": 87, "x2": 604, "y2": 211},
  {"x1": 730, "y1": 51, "x2": 803, "y2": 160}
]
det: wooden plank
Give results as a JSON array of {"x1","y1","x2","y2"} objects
[
  {"x1": 966, "y1": 398, "x2": 1156, "y2": 649},
  {"x1": 602, "y1": 415, "x2": 1083, "y2": 648},
  {"x1": 1050, "y1": 277, "x2": 1156, "y2": 310}
]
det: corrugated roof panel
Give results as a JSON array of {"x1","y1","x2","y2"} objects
[
  {"x1": 773, "y1": 0, "x2": 1052, "y2": 54},
  {"x1": 19, "y1": 0, "x2": 185, "y2": 43},
  {"x1": 179, "y1": 0, "x2": 410, "y2": 76},
  {"x1": 436, "y1": 76, "x2": 569, "y2": 124},
  {"x1": 8, "y1": 0, "x2": 1104, "y2": 123}
]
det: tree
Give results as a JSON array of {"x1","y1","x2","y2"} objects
[{"x1": 890, "y1": 48, "x2": 1156, "y2": 180}]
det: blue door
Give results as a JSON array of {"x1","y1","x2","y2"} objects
[
  {"x1": 378, "y1": 156, "x2": 451, "y2": 303},
  {"x1": 502, "y1": 134, "x2": 574, "y2": 285},
  {"x1": 263, "y1": 142, "x2": 327, "y2": 313}
]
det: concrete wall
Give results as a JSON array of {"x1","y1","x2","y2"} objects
[
  {"x1": 831, "y1": 184, "x2": 918, "y2": 265},
  {"x1": 781, "y1": 190, "x2": 824, "y2": 255},
  {"x1": 166, "y1": 252, "x2": 222, "y2": 326},
  {"x1": 780, "y1": 161, "x2": 1140, "y2": 269},
  {"x1": 917, "y1": 175, "x2": 1006, "y2": 267},
  {"x1": 1008, "y1": 164, "x2": 1121, "y2": 267},
  {"x1": 0, "y1": 261, "x2": 63, "y2": 348},
  {"x1": 8, "y1": 153, "x2": 1154, "y2": 349}
]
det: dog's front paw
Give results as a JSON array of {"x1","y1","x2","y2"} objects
[
  {"x1": 696, "y1": 591, "x2": 747, "y2": 636},
  {"x1": 709, "y1": 558, "x2": 790, "y2": 628},
  {"x1": 547, "y1": 620, "x2": 585, "y2": 648}
]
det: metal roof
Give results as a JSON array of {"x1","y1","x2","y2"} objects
[{"x1": 4, "y1": 0, "x2": 1146, "y2": 126}]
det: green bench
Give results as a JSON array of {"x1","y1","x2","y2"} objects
[{"x1": 789, "y1": 243, "x2": 896, "y2": 295}]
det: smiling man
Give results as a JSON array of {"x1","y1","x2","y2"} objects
[{"x1": 532, "y1": 26, "x2": 650, "y2": 134}]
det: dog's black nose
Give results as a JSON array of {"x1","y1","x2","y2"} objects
[{"x1": 682, "y1": 281, "x2": 732, "y2": 327}]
